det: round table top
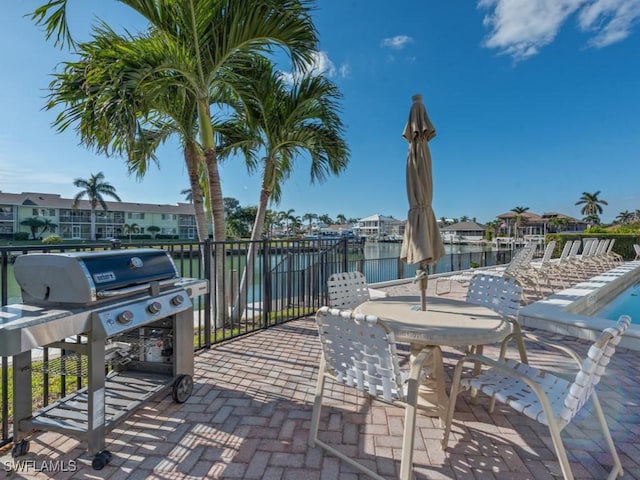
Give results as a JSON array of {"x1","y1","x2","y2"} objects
[{"x1": 356, "y1": 295, "x2": 511, "y2": 346}]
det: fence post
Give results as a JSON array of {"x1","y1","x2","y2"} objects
[
  {"x1": 203, "y1": 239, "x2": 212, "y2": 348},
  {"x1": 262, "y1": 238, "x2": 271, "y2": 329}
]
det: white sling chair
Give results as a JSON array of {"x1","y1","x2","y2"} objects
[
  {"x1": 443, "y1": 315, "x2": 630, "y2": 480},
  {"x1": 309, "y1": 307, "x2": 433, "y2": 480}
]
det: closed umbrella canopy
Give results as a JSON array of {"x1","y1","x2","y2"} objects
[{"x1": 400, "y1": 94, "x2": 445, "y2": 308}]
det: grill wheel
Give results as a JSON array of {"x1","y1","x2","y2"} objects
[{"x1": 172, "y1": 374, "x2": 193, "y2": 403}]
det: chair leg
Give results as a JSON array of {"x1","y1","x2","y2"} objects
[
  {"x1": 400, "y1": 349, "x2": 427, "y2": 480},
  {"x1": 591, "y1": 392, "x2": 624, "y2": 479},
  {"x1": 308, "y1": 357, "x2": 388, "y2": 480},
  {"x1": 441, "y1": 358, "x2": 467, "y2": 449},
  {"x1": 308, "y1": 357, "x2": 327, "y2": 447}
]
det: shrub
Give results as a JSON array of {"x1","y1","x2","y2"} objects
[
  {"x1": 42, "y1": 234, "x2": 63, "y2": 244},
  {"x1": 13, "y1": 232, "x2": 29, "y2": 241}
]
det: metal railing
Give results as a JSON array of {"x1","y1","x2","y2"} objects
[{"x1": 0, "y1": 238, "x2": 514, "y2": 446}]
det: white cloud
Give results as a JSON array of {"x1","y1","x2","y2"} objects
[
  {"x1": 280, "y1": 51, "x2": 349, "y2": 83},
  {"x1": 478, "y1": 0, "x2": 640, "y2": 60},
  {"x1": 578, "y1": 0, "x2": 640, "y2": 47},
  {"x1": 380, "y1": 35, "x2": 414, "y2": 49}
]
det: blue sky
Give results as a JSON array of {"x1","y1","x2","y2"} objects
[{"x1": 1, "y1": 1, "x2": 639, "y2": 224}]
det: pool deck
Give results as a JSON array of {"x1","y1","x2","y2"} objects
[
  {"x1": 519, "y1": 260, "x2": 640, "y2": 350},
  {"x1": 1, "y1": 274, "x2": 639, "y2": 479}
]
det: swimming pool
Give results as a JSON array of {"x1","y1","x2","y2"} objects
[
  {"x1": 596, "y1": 281, "x2": 640, "y2": 320},
  {"x1": 518, "y1": 261, "x2": 640, "y2": 351}
]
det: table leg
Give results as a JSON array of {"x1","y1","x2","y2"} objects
[{"x1": 410, "y1": 344, "x2": 447, "y2": 426}]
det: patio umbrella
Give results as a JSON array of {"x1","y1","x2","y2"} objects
[{"x1": 400, "y1": 94, "x2": 445, "y2": 310}]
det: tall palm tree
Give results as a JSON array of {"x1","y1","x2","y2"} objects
[
  {"x1": 34, "y1": 0, "x2": 318, "y2": 324},
  {"x1": 575, "y1": 191, "x2": 608, "y2": 225},
  {"x1": 302, "y1": 213, "x2": 317, "y2": 233},
  {"x1": 72, "y1": 172, "x2": 121, "y2": 241},
  {"x1": 220, "y1": 57, "x2": 348, "y2": 243},
  {"x1": 510, "y1": 206, "x2": 529, "y2": 242}
]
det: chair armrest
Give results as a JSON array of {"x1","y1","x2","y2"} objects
[
  {"x1": 498, "y1": 331, "x2": 583, "y2": 369},
  {"x1": 368, "y1": 288, "x2": 388, "y2": 299}
]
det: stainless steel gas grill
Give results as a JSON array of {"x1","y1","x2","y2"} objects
[{"x1": 0, "y1": 249, "x2": 208, "y2": 470}]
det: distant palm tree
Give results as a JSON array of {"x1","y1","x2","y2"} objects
[
  {"x1": 20, "y1": 218, "x2": 45, "y2": 240},
  {"x1": 510, "y1": 206, "x2": 529, "y2": 241},
  {"x1": 72, "y1": 172, "x2": 121, "y2": 241},
  {"x1": 180, "y1": 189, "x2": 193, "y2": 203},
  {"x1": 302, "y1": 213, "x2": 318, "y2": 233},
  {"x1": 575, "y1": 191, "x2": 608, "y2": 225},
  {"x1": 615, "y1": 211, "x2": 633, "y2": 224},
  {"x1": 123, "y1": 223, "x2": 140, "y2": 242}
]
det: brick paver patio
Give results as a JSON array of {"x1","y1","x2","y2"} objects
[{"x1": 1, "y1": 280, "x2": 639, "y2": 479}]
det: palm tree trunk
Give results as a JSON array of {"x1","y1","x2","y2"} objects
[
  {"x1": 198, "y1": 98, "x2": 226, "y2": 328},
  {"x1": 232, "y1": 185, "x2": 270, "y2": 322},
  {"x1": 90, "y1": 207, "x2": 97, "y2": 241},
  {"x1": 184, "y1": 141, "x2": 208, "y2": 242}
]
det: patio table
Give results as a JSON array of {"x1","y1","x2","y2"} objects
[{"x1": 356, "y1": 295, "x2": 510, "y2": 424}]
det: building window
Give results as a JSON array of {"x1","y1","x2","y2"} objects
[{"x1": 128, "y1": 212, "x2": 145, "y2": 220}]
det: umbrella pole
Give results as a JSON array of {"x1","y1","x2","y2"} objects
[{"x1": 416, "y1": 263, "x2": 429, "y2": 311}]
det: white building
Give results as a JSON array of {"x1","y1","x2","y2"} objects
[{"x1": 355, "y1": 214, "x2": 405, "y2": 240}]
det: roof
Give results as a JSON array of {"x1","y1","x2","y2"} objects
[
  {"x1": 441, "y1": 221, "x2": 486, "y2": 231},
  {"x1": 0, "y1": 191, "x2": 196, "y2": 214},
  {"x1": 359, "y1": 213, "x2": 403, "y2": 223},
  {"x1": 496, "y1": 211, "x2": 544, "y2": 221}
]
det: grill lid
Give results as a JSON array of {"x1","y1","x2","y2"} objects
[{"x1": 14, "y1": 248, "x2": 180, "y2": 306}]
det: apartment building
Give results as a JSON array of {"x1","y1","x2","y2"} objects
[{"x1": 0, "y1": 191, "x2": 200, "y2": 240}]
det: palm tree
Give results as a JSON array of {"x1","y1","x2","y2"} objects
[
  {"x1": 220, "y1": 57, "x2": 348, "y2": 243},
  {"x1": 335, "y1": 214, "x2": 347, "y2": 225},
  {"x1": 34, "y1": 0, "x2": 318, "y2": 324},
  {"x1": 510, "y1": 206, "x2": 529, "y2": 242},
  {"x1": 615, "y1": 211, "x2": 633, "y2": 225},
  {"x1": 72, "y1": 172, "x2": 121, "y2": 241},
  {"x1": 181, "y1": 189, "x2": 193, "y2": 203},
  {"x1": 302, "y1": 213, "x2": 318, "y2": 233},
  {"x1": 575, "y1": 191, "x2": 608, "y2": 225},
  {"x1": 20, "y1": 218, "x2": 46, "y2": 240},
  {"x1": 123, "y1": 222, "x2": 140, "y2": 242}
]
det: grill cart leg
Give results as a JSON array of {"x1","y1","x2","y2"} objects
[
  {"x1": 173, "y1": 310, "x2": 194, "y2": 378},
  {"x1": 87, "y1": 332, "x2": 106, "y2": 456},
  {"x1": 12, "y1": 351, "x2": 32, "y2": 457}
]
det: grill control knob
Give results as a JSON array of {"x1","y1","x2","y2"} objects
[
  {"x1": 171, "y1": 295, "x2": 184, "y2": 306},
  {"x1": 147, "y1": 301, "x2": 162, "y2": 314},
  {"x1": 117, "y1": 310, "x2": 134, "y2": 325}
]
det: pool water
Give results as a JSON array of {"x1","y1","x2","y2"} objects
[{"x1": 596, "y1": 281, "x2": 640, "y2": 321}]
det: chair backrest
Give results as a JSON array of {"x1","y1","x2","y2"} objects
[
  {"x1": 540, "y1": 240, "x2": 557, "y2": 264},
  {"x1": 558, "y1": 240, "x2": 573, "y2": 261},
  {"x1": 595, "y1": 239, "x2": 609, "y2": 256},
  {"x1": 634, "y1": 244, "x2": 640, "y2": 259},
  {"x1": 315, "y1": 306, "x2": 404, "y2": 402},
  {"x1": 558, "y1": 315, "x2": 631, "y2": 426},
  {"x1": 327, "y1": 271, "x2": 371, "y2": 309},
  {"x1": 582, "y1": 238, "x2": 598, "y2": 257},
  {"x1": 504, "y1": 244, "x2": 536, "y2": 276},
  {"x1": 567, "y1": 239, "x2": 582, "y2": 259},
  {"x1": 465, "y1": 273, "x2": 523, "y2": 319}
]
